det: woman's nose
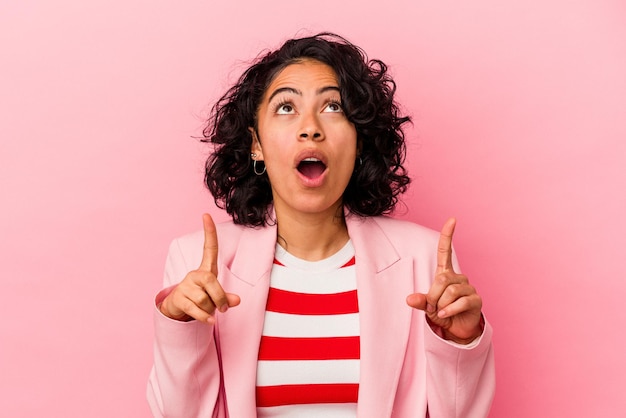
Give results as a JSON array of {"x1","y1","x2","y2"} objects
[{"x1": 298, "y1": 114, "x2": 325, "y2": 141}]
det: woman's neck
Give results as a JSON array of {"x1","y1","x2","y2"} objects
[{"x1": 274, "y1": 206, "x2": 350, "y2": 261}]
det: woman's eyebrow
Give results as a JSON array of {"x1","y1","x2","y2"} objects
[
  {"x1": 268, "y1": 87, "x2": 300, "y2": 102},
  {"x1": 317, "y1": 86, "x2": 340, "y2": 95},
  {"x1": 267, "y1": 86, "x2": 340, "y2": 102}
]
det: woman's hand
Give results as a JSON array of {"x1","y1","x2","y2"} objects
[
  {"x1": 160, "y1": 214, "x2": 241, "y2": 324},
  {"x1": 406, "y1": 218, "x2": 483, "y2": 344}
]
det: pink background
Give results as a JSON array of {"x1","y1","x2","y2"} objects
[{"x1": 1, "y1": 1, "x2": 625, "y2": 416}]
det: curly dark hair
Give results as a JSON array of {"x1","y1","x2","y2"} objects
[{"x1": 203, "y1": 32, "x2": 411, "y2": 226}]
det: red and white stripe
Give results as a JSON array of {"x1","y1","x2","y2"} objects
[{"x1": 256, "y1": 242, "x2": 360, "y2": 417}]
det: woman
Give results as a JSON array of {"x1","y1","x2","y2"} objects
[{"x1": 148, "y1": 33, "x2": 495, "y2": 418}]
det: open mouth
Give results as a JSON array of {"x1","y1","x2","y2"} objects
[{"x1": 297, "y1": 157, "x2": 327, "y2": 179}]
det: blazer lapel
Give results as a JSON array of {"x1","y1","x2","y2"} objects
[
  {"x1": 215, "y1": 223, "x2": 277, "y2": 417},
  {"x1": 347, "y1": 216, "x2": 415, "y2": 418}
]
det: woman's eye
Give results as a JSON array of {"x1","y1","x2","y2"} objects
[
  {"x1": 276, "y1": 103, "x2": 295, "y2": 114},
  {"x1": 323, "y1": 102, "x2": 343, "y2": 113}
]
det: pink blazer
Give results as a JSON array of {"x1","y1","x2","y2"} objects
[{"x1": 147, "y1": 215, "x2": 495, "y2": 417}]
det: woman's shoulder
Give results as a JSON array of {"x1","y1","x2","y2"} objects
[
  {"x1": 371, "y1": 215, "x2": 440, "y2": 243},
  {"x1": 347, "y1": 214, "x2": 441, "y2": 257},
  {"x1": 372, "y1": 215, "x2": 437, "y2": 233}
]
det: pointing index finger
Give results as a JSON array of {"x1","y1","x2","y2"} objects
[
  {"x1": 437, "y1": 217, "x2": 456, "y2": 274},
  {"x1": 199, "y1": 213, "x2": 219, "y2": 274}
]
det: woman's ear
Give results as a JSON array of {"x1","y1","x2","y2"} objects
[{"x1": 249, "y1": 127, "x2": 264, "y2": 160}]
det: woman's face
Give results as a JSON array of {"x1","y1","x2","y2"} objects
[{"x1": 251, "y1": 59, "x2": 358, "y2": 220}]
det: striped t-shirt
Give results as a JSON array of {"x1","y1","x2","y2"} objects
[{"x1": 256, "y1": 240, "x2": 360, "y2": 417}]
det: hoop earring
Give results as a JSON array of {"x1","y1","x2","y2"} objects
[{"x1": 253, "y1": 160, "x2": 266, "y2": 176}]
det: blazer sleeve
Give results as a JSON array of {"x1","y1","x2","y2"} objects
[
  {"x1": 423, "y1": 316, "x2": 496, "y2": 418},
  {"x1": 146, "y1": 238, "x2": 225, "y2": 418}
]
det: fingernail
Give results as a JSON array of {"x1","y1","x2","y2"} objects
[
  {"x1": 426, "y1": 304, "x2": 436, "y2": 313},
  {"x1": 219, "y1": 305, "x2": 228, "y2": 313},
  {"x1": 437, "y1": 309, "x2": 446, "y2": 318}
]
